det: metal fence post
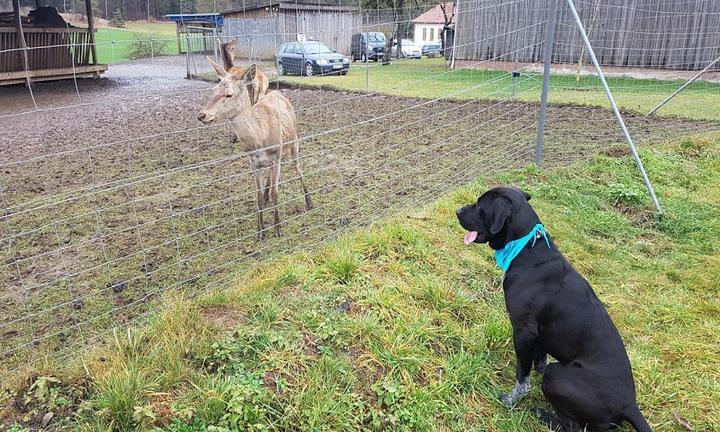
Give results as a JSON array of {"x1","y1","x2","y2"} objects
[
  {"x1": 185, "y1": 30, "x2": 191, "y2": 79},
  {"x1": 647, "y1": 53, "x2": 720, "y2": 116},
  {"x1": 565, "y1": 0, "x2": 662, "y2": 213},
  {"x1": 534, "y1": 0, "x2": 559, "y2": 167}
]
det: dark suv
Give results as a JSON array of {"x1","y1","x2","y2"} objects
[
  {"x1": 276, "y1": 41, "x2": 350, "y2": 77},
  {"x1": 351, "y1": 32, "x2": 387, "y2": 62}
]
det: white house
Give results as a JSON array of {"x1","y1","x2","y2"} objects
[{"x1": 412, "y1": 2, "x2": 455, "y2": 46}]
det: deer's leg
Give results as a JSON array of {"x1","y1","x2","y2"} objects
[
  {"x1": 263, "y1": 170, "x2": 272, "y2": 206},
  {"x1": 270, "y1": 156, "x2": 282, "y2": 237},
  {"x1": 290, "y1": 142, "x2": 313, "y2": 210},
  {"x1": 252, "y1": 163, "x2": 265, "y2": 242}
]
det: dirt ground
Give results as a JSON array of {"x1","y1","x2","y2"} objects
[{"x1": 1, "y1": 65, "x2": 719, "y2": 376}]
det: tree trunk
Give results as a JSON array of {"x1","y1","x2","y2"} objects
[{"x1": 383, "y1": 28, "x2": 395, "y2": 64}]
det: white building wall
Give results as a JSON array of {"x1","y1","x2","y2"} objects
[{"x1": 413, "y1": 23, "x2": 443, "y2": 45}]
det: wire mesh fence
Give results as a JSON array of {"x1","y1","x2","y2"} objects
[{"x1": 2, "y1": 0, "x2": 720, "y2": 378}]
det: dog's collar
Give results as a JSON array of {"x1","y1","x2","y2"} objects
[{"x1": 495, "y1": 223, "x2": 550, "y2": 272}]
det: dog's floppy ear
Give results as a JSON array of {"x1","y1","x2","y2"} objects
[
  {"x1": 521, "y1": 189, "x2": 531, "y2": 201},
  {"x1": 489, "y1": 195, "x2": 512, "y2": 235}
]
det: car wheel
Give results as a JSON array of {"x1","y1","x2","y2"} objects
[
  {"x1": 340, "y1": 71, "x2": 347, "y2": 75},
  {"x1": 304, "y1": 62, "x2": 314, "y2": 77},
  {"x1": 277, "y1": 63, "x2": 284, "y2": 76}
]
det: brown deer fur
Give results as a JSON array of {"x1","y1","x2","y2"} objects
[
  {"x1": 220, "y1": 39, "x2": 269, "y2": 105},
  {"x1": 198, "y1": 58, "x2": 313, "y2": 240}
]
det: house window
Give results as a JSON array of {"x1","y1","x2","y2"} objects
[
  {"x1": 423, "y1": 28, "x2": 427, "y2": 41},
  {"x1": 430, "y1": 28, "x2": 435, "y2": 40}
]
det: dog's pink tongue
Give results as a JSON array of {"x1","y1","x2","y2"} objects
[{"x1": 464, "y1": 231, "x2": 478, "y2": 245}]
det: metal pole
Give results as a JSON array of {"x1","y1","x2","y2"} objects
[
  {"x1": 534, "y1": 0, "x2": 559, "y2": 167},
  {"x1": 212, "y1": 28, "x2": 218, "y2": 63},
  {"x1": 185, "y1": 30, "x2": 191, "y2": 79},
  {"x1": 565, "y1": 0, "x2": 662, "y2": 213},
  {"x1": 511, "y1": 70, "x2": 519, "y2": 99},
  {"x1": 647, "y1": 53, "x2": 720, "y2": 116}
]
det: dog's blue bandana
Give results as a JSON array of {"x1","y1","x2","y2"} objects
[{"x1": 495, "y1": 223, "x2": 550, "y2": 272}]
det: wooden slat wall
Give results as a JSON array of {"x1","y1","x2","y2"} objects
[
  {"x1": 454, "y1": 0, "x2": 720, "y2": 70},
  {"x1": 224, "y1": 17, "x2": 279, "y2": 60},
  {"x1": 224, "y1": 10, "x2": 361, "y2": 60},
  {"x1": 0, "y1": 29, "x2": 92, "y2": 73}
]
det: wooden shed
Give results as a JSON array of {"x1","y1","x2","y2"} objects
[
  {"x1": 0, "y1": 0, "x2": 106, "y2": 86},
  {"x1": 222, "y1": 2, "x2": 361, "y2": 60},
  {"x1": 165, "y1": 13, "x2": 223, "y2": 55}
]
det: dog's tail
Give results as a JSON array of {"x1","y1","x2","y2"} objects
[{"x1": 624, "y1": 405, "x2": 652, "y2": 432}]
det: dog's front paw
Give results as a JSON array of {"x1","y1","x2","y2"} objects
[
  {"x1": 499, "y1": 392, "x2": 515, "y2": 407},
  {"x1": 498, "y1": 378, "x2": 531, "y2": 408}
]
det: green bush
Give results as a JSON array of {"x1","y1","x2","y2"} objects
[
  {"x1": 127, "y1": 34, "x2": 169, "y2": 60},
  {"x1": 606, "y1": 182, "x2": 643, "y2": 206}
]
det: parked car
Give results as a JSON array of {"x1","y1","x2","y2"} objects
[
  {"x1": 276, "y1": 41, "x2": 350, "y2": 76},
  {"x1": 351, "y1": 32, "x2": 387, "y2": 62},
  {"x1": 391, "y1": 39, "x2": 422, "y2": 59},
  {"x1": 422, "y1": 41, "x2": 442, "y2": 57}
]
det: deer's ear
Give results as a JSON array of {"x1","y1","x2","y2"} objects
[
  {"x1": 228, "y1": 38, "x2": 238, "y2": 49},
  {"x1": 242, "y1": 64, "x2": 257, "y2": 83},
  {"x1": 207, "y1": 57, "x2": 227, "y2": 78}
]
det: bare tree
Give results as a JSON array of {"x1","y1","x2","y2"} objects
[{"x1": 439, "y1": 2, "x2": 455, "y2": 60}]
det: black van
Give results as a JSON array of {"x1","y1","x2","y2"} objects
[{"x1": 350, "y1": 32, "x2": 387, "y2": 61}]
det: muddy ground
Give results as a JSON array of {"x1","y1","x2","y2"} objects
[{"x1": 1, "y1": 70, "x2": 719, "y2": 376}]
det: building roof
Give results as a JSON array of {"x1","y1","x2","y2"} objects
[
  {"x1": 222, "y1": 2, "x2": 359, "y2": 15},
  {"x1": 413, "y1": 3, "x2": 455, "y2": 25},
  {"x1": 165, "y1": 13, "x2": 224, "y2": 26}
]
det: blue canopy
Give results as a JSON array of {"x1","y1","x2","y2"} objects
[{"x1": 165, "y1": 13, "x2": 224, "y2": 26}]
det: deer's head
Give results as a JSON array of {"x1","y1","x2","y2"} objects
[
  {"x1": 224, "y1": 38, "x2": 238, "y2": 56},
  {"x1": 197, "y1": 58, "x2": 256, "y2": 125}
]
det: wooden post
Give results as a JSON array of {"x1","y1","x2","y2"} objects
[
  {"x1": 85, "y1": 0, "x2": 97, "y2": 65},
  {"x1": 12, "y1": 0, "x2": 31, "y2": 85},
  {"x1": 176, "y1": 23, "x2": 182, "y2": 54}
]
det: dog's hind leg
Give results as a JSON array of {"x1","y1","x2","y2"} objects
[
  {"x1": 533, "y1": 408, "x2": 594, "y2": 432},
  {"x1": 541, "y1": 363, "x2": 615, "y2": 431},
  {"x1": 532, "y1": 408, "x2": 565, "y2": 432}
]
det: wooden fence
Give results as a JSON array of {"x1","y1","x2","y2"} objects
[
  {"x1": 455, "y1": 0, "x2": 720, "y2": 70},
  {"x1": 224, "y1": 10, "x2": 361, "y2": 60}
]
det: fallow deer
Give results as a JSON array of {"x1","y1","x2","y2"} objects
[
  {"x1": 198, "y1": 59, "x2": 313, "y2": 240},
  {"x1": 220, "y1": 38, "x2": 269, "y2": 105}
]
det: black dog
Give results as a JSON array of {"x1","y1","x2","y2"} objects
[{"x1": 456, "y1": 187, "x2": 651, "y2": 432}]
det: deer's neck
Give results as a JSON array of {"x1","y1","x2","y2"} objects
[
  {"x1": 230, "y1": 106, "x2": 266, "y2": 151},
  {"x1": 221, "y1": 46, "x2": 234, "y2": 71}
]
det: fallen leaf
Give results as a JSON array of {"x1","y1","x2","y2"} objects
[
  {"x1": 672, "y1": 410, "x2": 693, "y2": 431},
  {"x1": 42, "y1": 411, "x2": 54, "y2": 428},
  {"x1": 407, "y1": 211, "x2": 429, "y2": 220}
]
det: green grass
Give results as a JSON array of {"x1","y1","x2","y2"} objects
[
  {"x1": 123, "y1": 21, "x2": 178, "y2": 37},
  {"x1": 94, "y1": 22, "x2": 179, "y2": 64},
  {"x1": 278, "y1": 57, "x2": 720, "y2": 121},
  {"x1": 4, "y1": 136, "x2": 719, "y2": 431}
]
